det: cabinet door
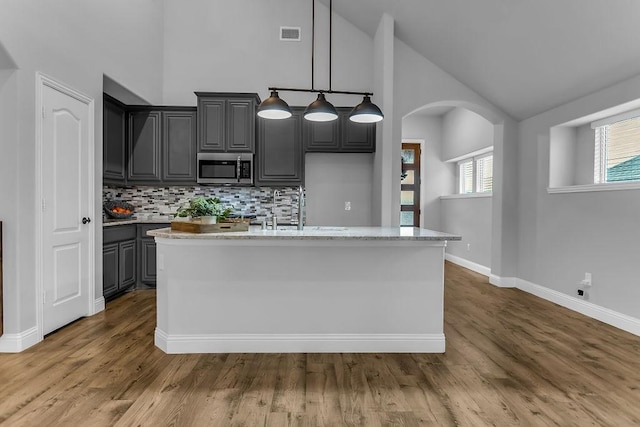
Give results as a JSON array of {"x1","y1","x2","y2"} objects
[
  {"x1": 340, "y1": 110, "x2": 376, "y2": 152},
  {"x1": 198, "y1": 98, "x2": 226, "y2": 152},
  {"x1": 227, "y1": 98, "x2": 255, "y2": 152},
  {"x1": 103, "y1": 97, "x2": 126, "y2": 183},
  {"x1": 256, "y1": 108, "x2": 304, "y2": 186},
  {"x1": 103, "y1": 243, "x2": 119, "y2": 299},
  {"x1": 127, "y1": 110, "x2": 162, "y2": 182},
  {"x1": 119, "y1": 240, "x2": 136, "y2": 290},
  {"x1": 304, "y1": 119, "x2": 340, "y2": 152},
  {"x1": 162, "y1": 111, "x2": 197, "y2": 182},
  {"x1": 139, "y1": 238, "x2": 157, "y2": 285}
]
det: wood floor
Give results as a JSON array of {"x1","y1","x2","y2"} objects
[{"x1": 1, "y1": 262, "x2": 639, "y2": 426}]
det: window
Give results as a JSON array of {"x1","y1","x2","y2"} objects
[
  {"x1": 458, "y1": 153, "x2": 493, "y2": 194},
  {"x1": 594, "y1": 115, "x2": 640, "y2": 183}
]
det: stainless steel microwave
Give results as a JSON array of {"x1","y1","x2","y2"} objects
[{"x1": 197, "y1": 153, "x2": 254, "y2": 185}]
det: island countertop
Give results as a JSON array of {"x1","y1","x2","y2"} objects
[{"x1": 148, "y1": 226, "x2": 461, "y2": 241}]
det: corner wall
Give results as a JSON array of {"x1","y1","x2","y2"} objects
[
  {"x1": 518, "y1": 72, "x2": 640, "y2": 320},
  {"x1": 0, "y1": 0, "x2": 164, "y2": 349}
]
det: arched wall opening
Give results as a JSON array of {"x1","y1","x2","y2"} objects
[{"x1": 401, "y1": 100, "x2": 509, "y2": 277}]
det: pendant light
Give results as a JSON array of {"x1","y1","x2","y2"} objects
[
  {"x1": 257, "y1": 90, "x2": 292, "y2": 119},
  {"x1": 304, "y1": 93, "x2": 338, "y2": 122},
  {"x1": 349, "y1": 95, "x2": 384, "y2": 123},
  {"x1": 258, "y1": 0, "x2": 383, "y2": 123}
]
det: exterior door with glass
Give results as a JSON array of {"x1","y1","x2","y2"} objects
[{"x1": 401, "y1": 143, "x2": 421, "y2": 227}]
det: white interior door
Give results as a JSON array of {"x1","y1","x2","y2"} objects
[{"x1": 41, "y1": 81, "x2": 92, "y2": 335}]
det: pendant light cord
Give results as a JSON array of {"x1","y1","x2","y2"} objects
[
  {"x1": 329, "y1": 0, "x2": 332, "y2": 92},
  {"x1": 311, "y1": 0, "x2": 315, "y2": 91}
]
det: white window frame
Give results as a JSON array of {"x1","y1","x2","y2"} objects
[{"x1": 457, "y1": 151, "x2": 493, "y2": 194}]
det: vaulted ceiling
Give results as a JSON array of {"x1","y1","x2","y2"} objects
[{"x1": 321, "y1": 0, "x2": 640, "y2": 120}]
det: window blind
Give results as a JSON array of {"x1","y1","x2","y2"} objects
[
  {"x1": 459, "y1": 160, "x2": 473, "y2": 194},
  {"x1": 476, "y1": 156, "x2": 493, "y2": 192}
]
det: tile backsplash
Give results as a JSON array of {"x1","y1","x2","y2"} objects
[{"x1": 103, "y1": 185, "x2": 303, "y2": 224}]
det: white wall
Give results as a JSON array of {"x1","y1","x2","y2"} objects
[
  {"x1": 305, "y1": 153, "x2": 373, "y2": 226},
  {"x1": 162, "y1": 0, "x2": 377, "y2": 226},
  {"x1": 439, "y1": 108, "x2": 494, "y2": 269},
  {"x1": 162, "y1": 0, "x2": 373, "y2": 107},
  {"x1": 401, "y1": 115, "x2": 454, "y2": 231},
  {"x1": 0, "y1": 0, "x2": 164, "y2": 342},
  {"x1": 391, "y1": 38, "x2": 516, "y2": 278},
  {"x1": 442, "y1": 107, "x2": 494, "y2": 161},
  {"x1": 518, "y1": 73, "x2": 640, "y2": 320},
  {"x1": 441, "y1": 197, "x2": 492, "y2": 268}
]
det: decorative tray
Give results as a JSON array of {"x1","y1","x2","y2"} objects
[{"x1": 171, "y1": 218, "x2": 250, "y2": 233}]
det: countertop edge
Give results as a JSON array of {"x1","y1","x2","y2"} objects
[{"x1": 148, "y1": 227, "x2": 461, "y2": 241}]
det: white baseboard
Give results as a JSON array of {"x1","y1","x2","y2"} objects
[
  {"x1": 155, "y1": 329, "x2": 446, "y2": 354},
  {"x1": 93, "y1": 297, "x2": 105, "y2": 314},
  {"x1": 516, "y1": 278, "x2": 640, "y2": 337},
  {"x1": 0, "y1": 326, "x2": 40, "y2": 353},
  {"x1": 445, "y1": 253, "x2": 491, "y2": 277},
  {"x1": 489, "y1": 274, "x2": 516, "y2": 288}
]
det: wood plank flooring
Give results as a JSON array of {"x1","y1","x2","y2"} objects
[{"x1": 1, "y1": 262, "x2": 639, "y2": 426}]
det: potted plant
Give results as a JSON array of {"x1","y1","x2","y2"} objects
[{"x1": 175, "y1": 196, "x2": 233, "y2": 224}]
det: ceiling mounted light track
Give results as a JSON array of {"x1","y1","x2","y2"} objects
[{"x1": 258, "y1": 0, "x2": 383, "y2": 124}]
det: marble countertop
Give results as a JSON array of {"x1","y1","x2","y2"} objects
[
  {"x1": 148, "y1": 226, "x2": 461, "y2": 241},
  {"x1": 103, "y1": 215, "x2": 174, "y2": 227}
]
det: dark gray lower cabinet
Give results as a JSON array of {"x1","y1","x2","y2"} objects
[
  {"x1": 102, "y1": 243, "x2": 119, "y2": 297},
  {"x1": 103, "y1": 223, "x2": 169, "y2": 299},
  {"x1": 137, "y1": 223, "x2": 170, "y2": 287},
  {"x1": 103, "y1": 225, "x2": 137, "y2": 300},
  {"x1": 256, "y1": 107, "x2": 304, "y2": 186}
]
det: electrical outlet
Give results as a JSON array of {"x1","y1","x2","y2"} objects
[
  {"x1": 580, "y1": 272, "x2": 592, "y2": 288},
  {"x1": 344, "y1": 201, "x2": 351, "y2": 211}
]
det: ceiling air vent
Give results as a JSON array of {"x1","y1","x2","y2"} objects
[{"x1": 280, "y1": 27, "x2": 301, "y2": 41}]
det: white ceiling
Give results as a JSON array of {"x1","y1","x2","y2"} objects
[{"x1": 320, "y1": 0, "x2": 640, "y2": 120}]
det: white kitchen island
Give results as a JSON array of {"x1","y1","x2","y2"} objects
[{"x1": 148, "y1": 226, "x2": 460, "y2": 354}]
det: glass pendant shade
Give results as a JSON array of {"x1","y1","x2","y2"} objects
[
  {"x1": 257, "y1": 90, "x2": 292, "y2": 119},
  {"x1": 304, "y1": 93, "x2": 338, "y2": 122},
  {"x1": 349, "y1": 95, "x2": 384, "y2": 123}
]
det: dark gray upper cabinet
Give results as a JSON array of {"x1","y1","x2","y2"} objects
[
  {"x1": 162, "y1": 110, "x2": 197, "y2": 182},
  {"x1": 125, "y1": 107, "x2": 197, "y2": 185},
  {"x1": 303, "y1": 117, "x2": 340, "y2": 152},
  {"x1": 197, "y1": 98, "x2": 225, "y2": 151},
  {"x1": 303, "y1": 107, "x2": 376, "y2": 153},
  {"x1": 256, "y1": 107, "x2": 304, "y2": 186},
  {"x1": 127, "y1": 110, "x2": 162, "y2": 183},
  {"x1": 196, "y1": 92, "x2": 259, "y2": 153},
  {"x1": 340, "y1": 109, "x2": 376, "y2": 152},
  {"x1": 103, "y1": 95, "x2": 127, "y2": 184}
]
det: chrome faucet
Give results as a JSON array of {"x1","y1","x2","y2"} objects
[
  {"x1": 272, "y1": 189, "x2": 280, "y2": 230},
  {"x1": 297, "y1": 186, "x2": 305, "y2": 230}
]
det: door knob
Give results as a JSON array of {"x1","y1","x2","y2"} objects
[{"x1": 82, "y1": 217, "x2": 91, "y2": 224}]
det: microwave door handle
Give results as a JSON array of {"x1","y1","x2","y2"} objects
[{"x1": 237, "y1": 156, "x2": 241, "y2": 183}]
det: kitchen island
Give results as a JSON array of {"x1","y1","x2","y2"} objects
[{"x1": 148, "y1": 226, "x2": 460, "y2": 353}]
